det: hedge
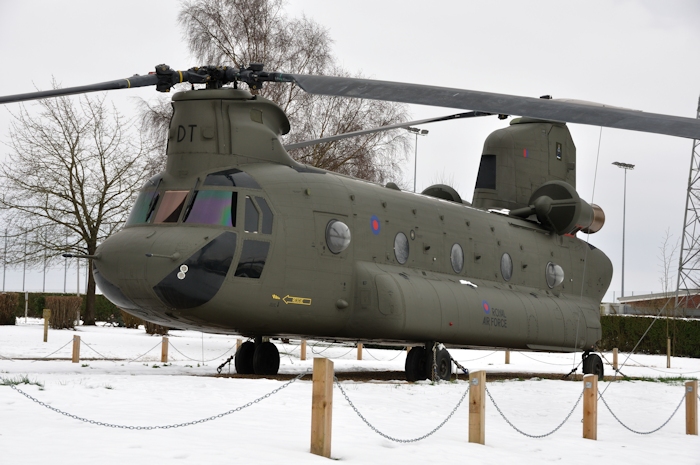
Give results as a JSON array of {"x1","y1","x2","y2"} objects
[
  {"x1": 600, "y1": 315, "x2": 700, "y2": 358},
  {"x1": 45, "y1": 296, "x2": 82, "y2": 329},
  {"x1": 0, "y1": 293, "x2": 19, "y2": 325},
  {"x1": 11, "y1": 292, "x2": 121, "y2": 322}
]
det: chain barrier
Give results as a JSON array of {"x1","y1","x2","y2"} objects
[
  {"x1": 124, "y1": 340, "x2": 164, "y2": 363},
  {"x1": 598, "y1": 389, "x2": 685, "y2": 435},
  {"x1": 278, "y1": 342, "x2": 296, "y2": 364},
  {"x1": 517, "y1": 351, "x2": 577, "y2": 367},
  {"x1": 621, "y1": 355, "x2": 700, "y2": 375},
  {"x1": 30, "y1": 339, "x2": 74, "y2": 363},
  {"x1": 80, "y1": 340, "x2": 118, "y2": 362},
  {"x1": 335, "y1": 377, "x2": 469, "y2": 443},
  {"x1": 598, "y1": 352, "x2": 627, "y2": 378},
  {"x1": 431, "y1": 344, "x2": 438, "y2": 382},
  {"x1": 168, "y1": 341, "x2": 237, "y2": 363},
  {"x1": 311, "y1": 342, "x2": 355, "y2": 359},
  {"x1": 452, "y1": 351, "x2": 498, "y2": 363},
  {"x1": 362, "y1": 347, "x2": 403, "y2": 362},
  {"x1": 310, "y1": 341, "x2": 335, "y2": 356},
  {"x1": 485, "y1": 385, "x2": 583, "y2": 438},
  {"x1": 451, "y1": 357, "x2": 470, "y2": 376},
  {"x1": 8, "y1": 372, "x2": 307, "y2": 429}
]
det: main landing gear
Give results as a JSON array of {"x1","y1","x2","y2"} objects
[
  {"x1": 582, "y1": 351, "x2": 604, "y2": 380},
  {"x1": 235, "y1": 337, "x2": 280, "y2": 375},
  {"x1": 405, "y1": 342, "x2": 452, "y2": 382}
]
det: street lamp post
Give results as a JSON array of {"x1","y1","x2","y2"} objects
[
  {"x1": 613, "y1": 161, "x2": 635, "y2": 298},
  {"x1": 405, "y1": 127, "x2": 429, "y2": 193}
]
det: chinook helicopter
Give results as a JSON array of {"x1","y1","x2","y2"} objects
[{"x1": 2, "y1": 65, "x2": 699, "y2": 381}]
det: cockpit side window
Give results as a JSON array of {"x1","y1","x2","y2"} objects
[
  {"x1": 244, "y1": 196, "x2": 260, "y2": 233},
  {"x1": 125, "y1": 190, "x2": 159, "y2": 226},
  {"x1": 154, "y1": 190, "x2": 189, "y2": 223},
  {"x1": 183, "y1": 190, "x2": 238, "y2": 227},
  {"x1": 256, "y1": 197, "x2": 273, "y2": 234},
  {"x1": 125, "y1": 176, "x2": 162, "y2": 226}
]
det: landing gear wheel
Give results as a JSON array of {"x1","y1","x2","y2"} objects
[
  {"x1": 405, "y1": 347, "x2": 429, "y2": 381},
  {"x1": 235, "y1": 341, "x2": 255, "y2": 374},
  {"x1": 435, "y1": 348, "x2": 452, "y2": 381},
  {"x1": 253, "y1": 341, "x2": 280, "y2": 375},
  {"x1": 582, "y1": 353, "x2": 604, "y2": 380}
]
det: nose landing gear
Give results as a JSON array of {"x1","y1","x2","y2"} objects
[
  {"x1": 405, "y1": 342, "x2": 452, "y2": 381},
  {"x1": 582, "y1": 351, "x2": 604, "y2": 380},
  {"x1": 234, "y1": 337, "x2": 280, "y2": 375}
]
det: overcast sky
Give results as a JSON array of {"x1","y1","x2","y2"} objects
[{"x1": 1, "y1": 0, "x2": 700, "y2": 302}]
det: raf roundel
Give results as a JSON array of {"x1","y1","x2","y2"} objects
[
  {"x1": 370, "y1": 215, "x2": 381, "y2": 235},
  {"x1": 482, "y1": 300, "x2": 490, "y2": 314}
]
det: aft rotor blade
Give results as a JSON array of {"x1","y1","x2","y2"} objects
[
  {"x1": 290, "y1": 74, "x2": 700, "y2": 140},
  {"x1": 284, "y1": 111, "x2": 491, "y2": 150},
  {"x1": 0, "y1": 74, "x2": 159, "y2": 104}
]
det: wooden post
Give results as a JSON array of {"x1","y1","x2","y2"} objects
[
  {"x1": 612, "y1": 348, "x2": 618, "y2": 372},
  {"x1": 583, "y1": 373, "x2": 597, "y2": 440},
  {"x1": 468, "y1": 370, "x2": 486, "y2": 445},
  {"x1": 310, "y1": 357, "x2": 333, "y2": 458},
  {"x1": 72, "y1": 335, "x2": 80, "y2": 363},
  {"x1": 42, "y1": 309, "x2": 51, "y2": 343},
  {"x1": 357, "y1": 343, "x2": 363, "y2": 361},
  {"x1": 505, "y1": 350, "x2": 510, "y2": 364},
  {"x1": 687, "y1": 380, "x2": 698, "y2": 435},
  {"x1": 236, "y1": 338, "x2": 242, "y2": 351},
  {"x1": 300, "y1": 340, "x2": 307, "y2": 361},
  {"x1": 161, "y1": 336, "x2": 169, "y2": 363},
  {"x1": 667, "y1": 338, "x2": 671, "y2": 368}
]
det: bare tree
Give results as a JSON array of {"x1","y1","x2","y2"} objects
[
  {"x1": 658, "y1": 227, "x2": 680, "y2": 296},
  {"x1": 0, "y1": 91, "x2": 155, "y2": 324},
  {"x1": 142, "y1": 0, "x2": 410, "y2": 182}
]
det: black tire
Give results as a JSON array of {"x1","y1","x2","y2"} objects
[
  {"x1": 235, "y1": 341, "x2": 256, "y2": 374},
  {"x1": 253, "y1": 341, "x2": 280, "y2": 375},
  {"x1": 435, "y1": 348, "x2": 452, "y2": 380},
  {"x1": 583, "y1": 353, "x2": 604, "y2": 380},
  {"x1": 405, "y1": 346, "x2": 429, "y2": 381}
]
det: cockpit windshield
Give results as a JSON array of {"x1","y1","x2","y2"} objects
[
  {"x1": 124, "y1": 169, "x2": 271, "y2": 231},
  {"x1": 184, "y1": 190, "x2": 237, "y2": 227}
]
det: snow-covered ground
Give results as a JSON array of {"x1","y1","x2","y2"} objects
[{"x1": 1, "y1": 319, "x2": 698, "y2": 464}]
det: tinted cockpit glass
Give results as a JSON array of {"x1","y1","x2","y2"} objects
[
  {"x1": 154, "y1": 190, "x2": 189, "y2": 223},
  {"x1": 125, "y1": 190, "x2": 159, "y2": 226},
  {"x1": 204, "y1": 169, "x2": 261, "y2": 189},
  {"x1": 184, "y1": 190, "x2": 237, "y2": 227},
  {"x1": 125, "y1": 175, "x2": 162, "y2": 226}
]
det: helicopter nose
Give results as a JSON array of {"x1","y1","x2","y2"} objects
[
  {"x1": 92, "y1": 259, "x2": 140, "y2": 311},
  {"x1": 95, "y1": 228, "x2": 239, "y2": 314},
  {"x1": 152, "y1": 231, "x2": 237, "y2": 309}
]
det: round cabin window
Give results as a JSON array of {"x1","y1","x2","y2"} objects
[
  {"x1": 545, "y1": 262, "x2": 565, "y2": 288},
  {"x1": 325, "y1": 220, "x2": 351, "y2": 254},
  {"x1": 394, "y1": 232, "x2": 409, "y2": 264},
  {"x1": 450, "y1": 243, "x2": 464, "y2": 273},
  {"x1": 501, "y1": 253, "x2": 513, "y2": 281}
]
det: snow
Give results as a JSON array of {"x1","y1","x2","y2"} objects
[{"x1": 1, "y1": 319, "x2": 698, "y2": 464}]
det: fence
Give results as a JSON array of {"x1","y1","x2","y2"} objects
[{"x1": 2, "y1": 352, "x2": 697, "y2": 460}]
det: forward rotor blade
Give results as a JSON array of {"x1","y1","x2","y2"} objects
[
  {"x1": 290, "y1": 74, "x2": 700, "y2": 140},
  {"x1": 0, "y1": 74, "x2": 159, "y2": 104},
  {"x1": 284, "y1": 111, "x2": 490, "y2": 150}
]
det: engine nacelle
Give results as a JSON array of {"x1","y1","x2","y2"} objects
[{"x1": 510, "y1": 181, "x2": 605, "y2": 235}]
